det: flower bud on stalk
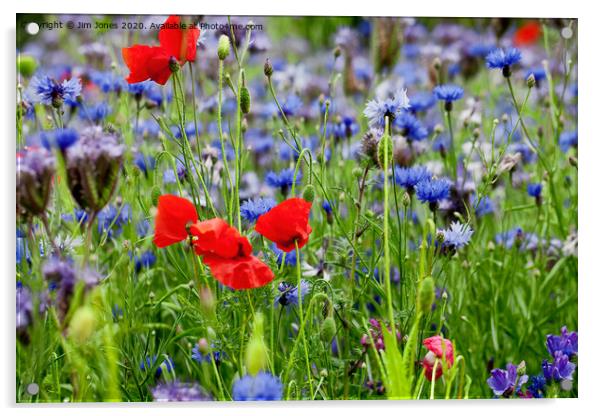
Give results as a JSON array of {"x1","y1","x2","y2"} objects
[
  {"x1": 16, "y1": 147, "x2": 55, "y2": 220},
  {"x1": 217, "y1": 35, "x2": 231, "y2": 61},
  {"x1": 245, "y1": 313, "x2": 268, "y2": 376}
]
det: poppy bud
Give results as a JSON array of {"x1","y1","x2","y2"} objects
[
  {"x1": 302, "y1": 185, "x2": 315, "y2": 202},
  {"x1": 17, "y1": 55, "x2": 37, "y2": 77},
  {"x1": 240, "y1": 86, "x2": 251, "y2": 114},
  {"x1": 418, "y1": 276, "x2": 435, "y2": 315},
  {"x1": 68, "y1": 306, "x2": 96, "y2": 344},
  {"x1": 320, "y1": 316, "x2": 337, "y2": 343},
  {"x1": 151, "y1": 186, "x2": 161, "y2": 206},
  {"x1": 264, "y1": 58, "x2": 273, "y2": 77},
  {"x1": 377, "y1": 135, "x2": 393, "y2": 169},
  {"x1": 197, "y1": 337, "x2": 210, "y2": 355},
  {"x1": 217, "y1": 35, "x2": 230, "y2": 60},
  {"x1": 199, "y1": 286, "x2": 215, "y2": 318},
  {"x1": 245, "y1": 313, "x2": 268, "y2": 376}
]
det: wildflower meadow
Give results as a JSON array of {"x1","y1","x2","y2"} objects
[{"x1": 16, "y1": 15, "x2": 578, "y2": 402}]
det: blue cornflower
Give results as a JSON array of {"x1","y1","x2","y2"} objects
[
  {"x1": 495, "y1": 227, "x2": 524, "y2": 249},
  {"x1": 559, "y1": 131, "x2": 577, "y2": 153},
  {"x1": 191, "y1": 344, "x2": 224, "y2": 365},
  {"x1": 364, "y1": 89, "x2": 410, "y2": 130},
  {"x1": 432, "y1": 134, "x2": 450, "y2": 153},
  {"x1": 42, "y1": 128, "x2": 79, "y2": 151},
  {"x1": 527, "y1": 183, "x2": 543, "y2": 199},
  {"x1": 28, "y1": 75, "x2": 82, "y2": 107},
  {"x1": 332, "y1": 116, "x2": 360, "y2": 140},
  {"x1": 415, "y1": 178, "x2": 451, "y2": 206},
  {"x1": 433, "y1": 84, "x2": 464, "y2": 106},
  {"x1": 134, "y1": 153, "x2": 156, "y2": 176},
  {"x1": 546, "y1": 326, "x2": 578, "y2": 358},
  {"x1": 272, "y1": 245, "x2": 299, "y2": 267},
  {"x1": 136, "y1": 219, "x2": 150, "y2": 237},
  {"x1": 441, "y1": 221, "x2": 473, "y2": 249},
  {"x1": 90, "y1": 71, "x2": 126, "y2": 94},
  {"x1": 487, "y1": 362, "x2": 529, "y2": 397},
  {"x1": 472, "y1": 195, "x2": 495, "y2": 217},
  {"x1": 282, "y1": 94, "x2": 303, "y2": 117},
  {"x1": 134, "y1": 251, "x2": 156, "y2": 273},
  {"x1": 232, "y1": 372, "x2": 283, "y2": 401},
  {"x1": 97, "y1": 204, "x2": 131, "y2": 238},
  {"x1": 408, "y1": 92, "x2": 436, "y2": 113},
  {"x1": 525, "y1": 68, "x2": 546, "y2": 84},
  {"x1": 240, "y1": 197, "x2": 276, "y2": 223},
  {"x1": 322, "y1": 200, "x2": 332, "y2": 215},
  {"x1": 265, "y1": 168, "x2": 301, "y2": 193},
  {"x1": 275, "y1": 280, "x2": 310, "y2": 307},
  {"x1": 393, "y1": 111, "x2": 428, "y2": 141},
  {"x1": 485, "y1": 47, "x2": 522, "y2": 76},
  {"x1": 527, "y1": 374, "x2": 547, "y2": 398},
  {"x1": 140, "y1": 356, "x2": 175, "y2": 377},
  {"x1": 394, "y1": 166, "x2": 431, "y2": 191},
  {"x1": 80, "y1": 102, "x2": 110, "y2": 123},
  {"x1": 128, "y1": 81, "x2": 152, "y2": 97},
  {"x1": 467, "y1": 43, "x2": 496, "y2": 58},
  {"x1": 151, "y1": 380, "x2": 211, "y2": 402},
  {"x1": 542, "y1": 351, "x2": 576, "y2": 383}
]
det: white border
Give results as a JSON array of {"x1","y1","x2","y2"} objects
[{"x1": 2, "y1": 1, "x2": 598, "y2": 415}]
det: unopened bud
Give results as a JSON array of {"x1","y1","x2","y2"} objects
[
  {"x1": 527, "y1": 74, "x2": 536, "y2": 89},
  {"x1": 418, "y1": 276, "x2": 435, "y2": 314},
  {"x1": 217, "y1": 35, "x2": 231, "y2": 60},
  {"x1": 264, "y1": 58, "x2": 273, "y2": 77},
  {"x1": 68, "y1": 306, "x2": 96, "y2": 343},
  {"x1": 320, "y1": 316, "x2": 337, "y2": 343},
  {"x1": 197, "y1": 338, "x2": 210, "y2": 355},
  {"x1": 240, "y1": 86, "x2": 251, "y2": 114},
  {"x1": 302, "y1": 184, "x2": 315, "y2": 202}
]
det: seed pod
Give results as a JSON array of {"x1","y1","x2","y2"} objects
[
  {"x1": 151, "y1": 186, "x2": 161, "y2": 206},
  {"x1": 377, "y1": 135, "x2": 393, "y2": 169},
  {"x1": 217, "y1": 35, "x2": 231, "y2": 60},
  {"x1": 240, "y1": 86, "x2": 251, "y2": 114},
  {"x1": 418, "y1": 276, "x2": 435, "y2": 315},
  {"x1": 302, "y1": 184, "x2": 315, "y2": 202},
  {"x1": 320, "y1": 316, "x2": 337, "y2": 343},
  {"x1": 68, "y1": 306, "x2": 96, "y2": 343}
]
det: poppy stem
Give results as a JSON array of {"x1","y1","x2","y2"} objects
[
  {"x1": 295, "y1": 240, "x2": 314, "y2": 399},
  {"x1": 216, "y1": 59, "x2": 234, "y2": 224},
  {"x1": 383, "y1": 117, "x2": 395, "y2": 329}
]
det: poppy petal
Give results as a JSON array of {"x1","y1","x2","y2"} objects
[
  {"x1": 122, "y1": 45, "x2": 153, "y2": 84},
  {"x1": 190, "y1": 218, "x2": 252, "y2": 258},
  {"x1": 202, "y1": 254, "x2": 275, "y2": 290},
  {"x1": 153, "y1": 195, "x2": 198, "y2": 248},
  {"x1": 255, "y1": 198, "x2": 312, "y2": 252},
  {"x1": 158, "y1": 15, "x2": 200, "y2": 63}
]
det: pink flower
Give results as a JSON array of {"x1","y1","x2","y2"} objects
[{"x1": 422, "y1": 335, "x2": 454, "y2": 381}]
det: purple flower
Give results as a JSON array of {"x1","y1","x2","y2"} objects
[
  {"x1": 486, "y1": 48, "x2": 522, "y2": 71},
  {"x1": 542, "y1": 351, "x2": 576, "y2": 382},
  {"x1": 415, "y1": 177, "x2": 451, "y2": 206},
  {"x1": 27, "y1": 75, "x2": 81, "y2": 107},
  {"x1": 275, "y1": 280, "x2": 310, "y2": 307},
  {"x1": 64, "y1": 126, "x2": 124, "y2": 213},
  {"x1": 546, "y1": 327, "x2": 578, "y2": 358},
  {"x1": 527, "y1": 183, "x2": 543, "y2": 199},
  {"x1": 433, "y1": 84, "x2": 464, "y2": 103},
  {"x1": 441, "y1": 221, "x2": 473, "y2": 249},
  {"x1": 364, "y1": 89, "x2": 410, "y2": 130},
  {"x1": 487, "y1": 362, "x2": 529, "y2": 397},
  {"x1": 241, "y1": 197, "x2": 275, "y2": 223},
  {"x1": 151, "y1": 380, "x2": 211, "y2": 402},
  {"x1": 232, "y1": 372, "x2": 283, "y2": 401}
]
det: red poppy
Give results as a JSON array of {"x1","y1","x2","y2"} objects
[
  {"x1": 255, "y1": 198, "x2": 312, "y2": 252},
  {"x1": 202, "y1": 254, "x2": 275, "y2": 290},
  {"x1": 422, "y1": 335, "x2": 454, "y2": 381},
  {"x1": 153, "y1": 194, "x2": 198, "y2": 248},
  {"x1": 190, "y1": 218, "x2": 252, "y2": 258},
  {"x1": 122, "y1": 15, "x2": 200, "y2": 85},
  {"x1": 514, "y1": 21, "x2": 541, "y2": 46}
]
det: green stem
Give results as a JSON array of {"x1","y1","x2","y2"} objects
[{"x1": 383, "y1": 117, "x2": 395, "y2": 328}]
